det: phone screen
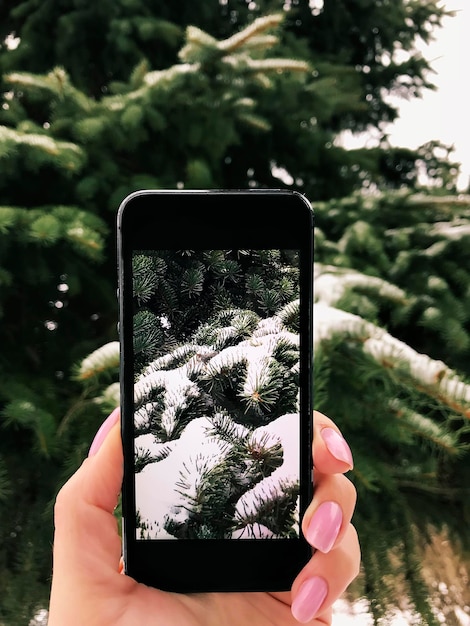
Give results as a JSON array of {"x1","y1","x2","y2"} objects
[
  {"x1": 118, "y1": 190, "x2": 313, "y2": 592},
  {"x1": 132, "y1": 248, "x2": 301, "y2": 541}
]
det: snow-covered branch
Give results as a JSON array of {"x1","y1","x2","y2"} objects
[
  {"x1": 314, "y1": 303, "x2": 470, "y2": 417},
  {"x1": 314, "y1": 263, "x2": 407, "y2": 307}
]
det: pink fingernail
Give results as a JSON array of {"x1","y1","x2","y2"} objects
[
  {"x1": 291, "y1": 576, "x2": 328, "y2": 623},
  {"x1": 306, "y1": 501, "x2": 342, "y2": 553},
  {"x1": 88, "y1": 408, "x2": 120, "y2": 457},
  {"x1": 321, "y1": 427, "x2": 353, "y2": 468}
]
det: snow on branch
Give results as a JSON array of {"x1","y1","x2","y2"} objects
[
  {"x1": 5, "y1": 67, "x2": 93, "y2": 111},
  {"x1": 408, "y1": 193, "x2": 470, "y2": 211},
  {"x1": 314, "y1": 263, "x2": 407, "y2": 307},
  {"x1": 314, "y1": 303, "x2": 470, "y2": 418},
  {"x1": 430, "y1": 222, "x2": 470, "y2": 240},
  {"x1": 388, "y1": 398, "x2": 462, "y2": 455},
  {"x1": 244, "y1": 58, "x2": 310, "y2": 73},
  {"x1": 76, "y1": 341, "x2": 119, "y2": 381},
  {"x1": 0, "y1": 125, "x2": 85, "y2": 171},
  {"x1": 218, "y1": 14, "x2": 284, "y2": 52}
]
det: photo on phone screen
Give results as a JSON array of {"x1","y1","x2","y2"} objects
[{"x1": 131, "y1": 248, "x2": 302, "y2": 542}]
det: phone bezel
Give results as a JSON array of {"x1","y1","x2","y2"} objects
[{"x1": 117, "y1": 189, "x2": 314, "y2": 592}]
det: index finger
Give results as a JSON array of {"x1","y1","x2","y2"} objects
[{"x1": 313, "y1": 410, "x2": 353, "y2": 475}]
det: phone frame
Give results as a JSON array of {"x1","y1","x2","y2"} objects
[{"x1": 117, "y1": 189, "x2": 314, "y2": 592}]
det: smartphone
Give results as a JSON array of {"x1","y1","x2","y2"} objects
[{"x1": 117, "y1": 189, "x2": 314, "y2": 593}]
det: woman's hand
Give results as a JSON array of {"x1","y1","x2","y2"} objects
[{"x1": 48, "y1": 409, "x2": 360, "y2": 625}]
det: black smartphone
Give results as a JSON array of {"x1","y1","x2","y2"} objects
[{"x1": 117, "y1": 189, "x2": 314, "y2": 593}]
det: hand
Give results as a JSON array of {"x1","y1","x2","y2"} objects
[{"x1": 48, "y1": 409, "x2": 360, "y2": 625}]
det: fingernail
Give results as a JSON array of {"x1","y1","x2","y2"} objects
[
  {"x1": 88, "y1": 407, "x2": 120, "y2": 457},
  {"x1": 291, "y1": 576, "x2": 328, "y2": 623},
  {"x1": 306, "y1": 501, "x2": 342, "y2": 553},
  {"x1": 321, "y1": 427, "x2": 353, "y2": 468}
]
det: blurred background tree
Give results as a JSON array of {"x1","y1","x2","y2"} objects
[{"x1": 0, "y1": 1, "x2": 469, "y2": 624}]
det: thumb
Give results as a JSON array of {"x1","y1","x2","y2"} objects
[
  {"x1": 52, "y1": 408, "x2": 123, "y2": 579},
  {"x1": 86, "y1": 407, "x2": 123, "y2": 511}
]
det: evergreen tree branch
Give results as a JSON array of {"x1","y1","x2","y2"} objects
[
  {"x1": 75, "y1": 341, "x2": 120, "y2": 382},
  {"x1": 314, "y1": 303, "x2": 470, "y2": 419},
  {"x1": 0, "y1": 125, "x2": 85, "y2": 172},
  {"x1": 218, "y1": 14, "x2": 284, "y2": 53},
  {"x1": 314, "y1": 263, "x2": 408, "y2": 307},
  {"x1": 5, "y1": 67, "x2": 93, "y2": 111},
  {"x1": 389, "y1": 399, "x2": 465, "y2": 456}
]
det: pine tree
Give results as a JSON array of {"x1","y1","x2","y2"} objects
[
  {"x1": 134, "y1": 313, "x2": 301, "y2": 541},
  {"x1": 312, "y1": 191, "x2": 470, "y2": 624},
  {"x1": 130, "y1": 247, "x2": 303, "y2": 541},
  {"x1": 1, "y1": 2, "x2": 468, "y2": 624},
  {"x1": 0, "y1": 15, "x2": 312, "y2": 624},
  {"x1": 0, "y1": 0, "x2": 456, "y2": 200}
]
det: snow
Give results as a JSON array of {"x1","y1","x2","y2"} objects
[
  {"x1": 77, "y1": 340, "x2": 119, "y2": 378},
  {"x1": 135, "y1": 411, "x2": 301, "y2": 539},
  {"x1": 314, "y1": 264, "x2": 406, "y2": 306},
  {"x1": 135, "y1": 416, "x2": 230, "y2": 535},
  {"x1": 431, "y1": 222, "x2": 470, "y2": 239},
  {"x1": 331, "y1": 599, "x2": 414, "y2": 625},
  {"x1": 134, "y1": 368, "x2": 201, "y2": 438},
  {"x1": 332, "y1": 599, "x2": 470, "y2": 625},
  {"x1": 134, "y1": 433, "x2": 175, "y2": 462},
  {"x1": 133, "y1": 309, "x2": 304, "y2": 538},
  {"x1": 313, "y1": 302, "x2": 470, "y2": 406},
  {"x1": 231, "y1": 523, "x2": 278, "y2": 539},
  {"x1": 233, "y1": 412, "x2": 299, "y2": 532},
  {"x1": 134, "y1": 368, "x2": 199, "y2": 406}
]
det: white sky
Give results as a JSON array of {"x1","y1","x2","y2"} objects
[
  {"x1": 341, "y1": 0, "x2": 470, "y2": 192},
  {"x1": 385, "y1": 0, "x2": 470, "y2": 190}
]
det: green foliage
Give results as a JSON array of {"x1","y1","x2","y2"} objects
[
  {"x1": 131, "y1": 248, "x2": 300, "y2": 348},
  {"x1": 0, "y1": 1, "x2": 457, "y2": 204},
  {"x1": 315, "y1": 192, "x2": 470, "y2": 371},
  {"x1": 313, "y1": 193, "x2": 470, "y2": 622},
  {"x1": 0, "y1": 1, "x2": 468, "y2": 624},
  {"x1": 134, "y1": 304, "x2": 300, "y2": 540},
  {"x1": 75, "y1": 341, "x2": 120, "y2": 383}
]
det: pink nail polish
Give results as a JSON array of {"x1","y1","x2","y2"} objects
[
  {"x1": 321, "y1": 427, "x2": 353, "y2": 468},
  {"x1": 88, "y1": 407, "x2": 120, "y2": 457},
  {"x1": 306, "y1": 501, "x2": 342, "y2": 553},
  {"x1": 291, "y1": 576, "x2": 328, "y2": 623}
]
